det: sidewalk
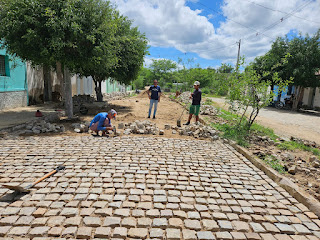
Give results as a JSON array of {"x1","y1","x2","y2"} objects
[{"x1": 0, "y1": 103, "x2": 62, "y2": 131}]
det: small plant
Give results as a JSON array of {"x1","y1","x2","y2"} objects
[
  {"x1": 204, "y1": 98, "x2": 214, "y2": 105},
  {"x1": 263, "y1": 155, "x2": 286, "y2": 173}
]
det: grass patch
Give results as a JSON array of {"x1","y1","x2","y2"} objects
[
  {"x1": 263, "y1": 155, "x2": 286, "y2": 173},
  {"x1": 212, "y1": 122, "x2": 249, "y2": 147},
  {"x1": 278, "y1": 141, "x2": 320, "y2": 157},
  {"x1": 204, "y1": 98, "x2": 214, "y2": 105},
  {"x1": 250, "y1": 123, "x2": 279, "y2": 141},
  {"x1": 203, "y1": 93, "x2": 223, "y2": 98}
]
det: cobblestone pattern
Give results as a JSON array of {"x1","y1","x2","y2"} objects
[{"x1": 0, "y1": 136, "x2": 319, "y2": 240}]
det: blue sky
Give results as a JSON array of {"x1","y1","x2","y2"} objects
[{"x1": 113, "y1": 0, "x2": 320, "y2": 69}]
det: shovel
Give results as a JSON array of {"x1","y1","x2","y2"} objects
[
  {"x1": 2, "y1": 165, "x2": 65, "y2": 193},
  {"x1": 177, "y1": 108, "x2": 186, "y2": 127}
]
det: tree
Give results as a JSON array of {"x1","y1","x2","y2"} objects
[
  {"x1": 0, "y1": 0, "x2": 85, "y2": 117},
  {"x1": 220, "y1": 57, "x2": 292, "y2": 130},
  {"x1": 74, "y1": 8, "x2": 148, "y2": 102},
  {"x1": 252, "y1": 31, "x2": 320, "y2": 110},
  {"x1": 150, "y1": 59, "x2": 177, "y2": 86}
]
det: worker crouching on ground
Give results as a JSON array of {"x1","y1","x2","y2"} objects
[
  {"x1": 89, "y1": 109, "x2": 117, "y2": 135},
  {"x1": 184, "y1": 81, "x2": 202, "y2": 125}
]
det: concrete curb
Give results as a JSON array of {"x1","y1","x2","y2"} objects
[{"x1": 229, "y1": 142, "x2": 320, "y2": 218}]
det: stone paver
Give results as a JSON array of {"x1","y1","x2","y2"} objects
[{"x1": 0, "y1": 136, "x2": 320, "y2": 239}]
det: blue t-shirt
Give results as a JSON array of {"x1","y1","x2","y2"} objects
[
  {"x1": 149, "y1": 85, "x2": 161, "y2": 100},
  {"x1": 90, "y1": 112, "x2": 111, "y2": 131}
]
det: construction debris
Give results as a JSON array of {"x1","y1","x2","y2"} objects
[
  {"x1": 72, "y1": 122, "x2": 90, "y2": 133},
  {"x1": 178, "y1": 123, "x2": 219, "y2": 140},
  {"x1": 200, "y1": 105, "x2": 219, "y2": 116},
  {"x1": 23, "y1": 119, "x2": 65, "y2": 134},
  {"x1": 123, "y1": 120, "x2": 158, "y2": 135}
]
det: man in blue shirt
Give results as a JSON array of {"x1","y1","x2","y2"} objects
[
  {"x1": 89, "y1": 109, "x2": 117, "y2": 135},
  {"x1": 147, "y1": 80, "x2": 162, "y2": 119}
]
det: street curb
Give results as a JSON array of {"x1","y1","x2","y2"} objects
[{"x1": 229, "y1": 142, "x2": 320, "y2": 218}]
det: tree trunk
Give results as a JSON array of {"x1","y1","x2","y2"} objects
[
  {"x1": 63, "y1": 66, "x2": 73, "y2": 119},
  {"x1": 56, "y1": 62, "x2": 64, "y2": 100},
  {"x1": 94, "y1": 79, "x2": 103, "y2": 102},
  {"x1": 43, "y1": 65, "x2": 52, "y2": 102},
  {"x1": 292, "y1": 86, "x2": 303, "y2": 111}
]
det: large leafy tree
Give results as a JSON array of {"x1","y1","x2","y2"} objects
[
  {"x1": 252, "y1": 30, "x2": 320, "y2": 110},
  {"x1": 150, "y1": 59, "x2": 177, "y2": 86},
  {"x1": 76, "y1": 10, "x2": 148, "y2": 101},
  {"x1": 0, "y1": 0, "x2": 104, "y2": 117}
]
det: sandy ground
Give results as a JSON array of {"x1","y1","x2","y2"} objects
[
  {"x1": 80, "y1": 91, "x2": 199, "y2": 140},
  {"x1": 0, "y1": 104, "x2": 60, "y2": 130},
  {"x1": 209, "y1": 97, "x2": 320, "y2": 145}
]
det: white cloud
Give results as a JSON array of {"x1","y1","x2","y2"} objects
[{"x1": 112, "y1": 0, "x2": 320, "y2": 65}]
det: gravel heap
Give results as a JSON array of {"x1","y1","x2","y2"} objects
[
  {"x1": 24, "y1": 119, "x2": 65, "y2": 134},
  {"x1": 200, "y1": 105, "x2": 219, "y2": 116},
  {"x1": 177, "y1": 92, "x2": 190, "y2": 104},
  {"x1": 73, "y1": 95, "x2": 95, "y2": 104},
  {"x1": 72, "y1": 122, "x2": 91, "y2": 133},
  {"x1": 119, "y1": 120, "x2": 159, "y2": 135},
  {"x1": 176, "y1": 122, "x2": 219, "y2": 140},
  {"x1": 103, "y1": 92, "x2": 130, "y2": 101}
]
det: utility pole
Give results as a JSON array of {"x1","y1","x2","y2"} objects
[{"x1": 236, "y1": 39, "x2": 241, "y2": 71}]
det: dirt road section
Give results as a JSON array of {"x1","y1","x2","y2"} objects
[
  {"x1": 82, "y1": 92, "x2": 194, "y2": 139},
  {"x1": 209, "y1": 97, "x2": 320, "y2": 144}
]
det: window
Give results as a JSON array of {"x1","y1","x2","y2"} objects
[{"x1": 0, "y1": 55, "x2": 6, "y2": 76}]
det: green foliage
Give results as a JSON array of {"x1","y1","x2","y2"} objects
[
  {"x1": 133, "y1": 76, "x2": 145, "y2": 90},
  {"x1": 250, "y1": 123, "x2": 278, "y2": 141},
  {"x1": 252, "y1": 30, "x2": 320, "y2": 110},
  {"x1": 150, "y1": 59, "x2": 177, "y2": 86},
  {"x1": 212, "y1": 122, "x2": 249, "y2": 147},
  {"x1": 219, "y1": 56, "x2": 292, "y2": 130},
  {"x1": 204, "y1": 98, "x2": 214, "y2": 105},
  {"x1": 263, "y1": 155, "x2": 286, "y2": 173},
  {"x1": 278, "y1": 141, "x2": 320, "y2": 157}
]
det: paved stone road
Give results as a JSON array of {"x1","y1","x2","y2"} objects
[{"x1": 0, "y1": 136, "x2": 320, "y2": 240}]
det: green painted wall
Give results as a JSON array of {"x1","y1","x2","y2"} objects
[
  {"x1": 0, "y1": 47, "x2": 27, "y2": 93},
  {"x1": 105, "y1": 78, "x2": 131, "y2": 93}
]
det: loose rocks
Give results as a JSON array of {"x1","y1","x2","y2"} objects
[
  {"x1": 23, "y1": 119, "x2": 65, "y2": 134},
  {"x1": 123, "y1": 120, "x2": 158, "y2": 135},
  {"x1": 179, "y1": 123, "x2": 218, "y2": 140},
  {"x1": 72, "y1": 122, "x2": 90, "y2": 133}
]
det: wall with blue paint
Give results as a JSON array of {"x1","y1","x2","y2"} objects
[{"x1": 0, "y1": 47, "x2": 28, "y2": 110}]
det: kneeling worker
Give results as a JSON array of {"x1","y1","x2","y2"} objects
[{"x1": 89, "y1": 109, "x2": 117, "y2": 135}]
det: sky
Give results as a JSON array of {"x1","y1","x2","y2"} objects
[{"x1": 111, "y1": 0, "x2": 320, "y2": 69}]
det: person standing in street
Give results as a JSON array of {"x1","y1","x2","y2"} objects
[
  {"x1": 147, "y1": 79, "x2": 161, "y2": 119},
  {"x1": 184, "y1": 81, "x2": 202, "y2": 125}
]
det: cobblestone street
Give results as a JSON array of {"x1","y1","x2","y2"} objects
[{"x1": 0, "y1": 136, "x2": 320, "y2": 239}]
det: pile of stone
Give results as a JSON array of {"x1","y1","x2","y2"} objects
[
  {"x1": 72, "y1": 122, "x2": 90, "y2": 133},
  {"x1": 177, "y1": 92, "x2": 191, "y2": 104},
  {"x1": 177, "y1": 123, "x2": 219, "y2": 140},
  {"x1": 200, "y1": 105, "x2": 219, "y2": 116},
  {"x1": 103, "y1": 92, "x2": 130, "y2": 101},
  {"x1": 119, "y1": 120, "x2": 159, "y2": 135},
  {"x1": 23, "y1": 119, "x2": 65, "y2": 134},
  {"x1": 73, "y1": 95, "x2": 95, "y2": 104}
]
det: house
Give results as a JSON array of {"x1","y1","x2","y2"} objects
[
  {"x1": 0, "y1": 47, "x2": 28, "y2": 110},
  {"x1": 28, "y1": 64, "x2": 132, "y2": 103}
]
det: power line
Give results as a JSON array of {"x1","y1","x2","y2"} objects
[
  {"x1": 191, "y1": 1, "x2": 275, "y2": 41},
  {"x1": 242, "y1": 0, "x2": 314, "y2": 42},
  {"x1": 243, "y1": 0, "x2": 320, "y2": 24}
]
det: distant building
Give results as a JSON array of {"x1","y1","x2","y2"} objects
[{"x1": 0, "y1": 46, "x2": 28, "y2": 110}]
